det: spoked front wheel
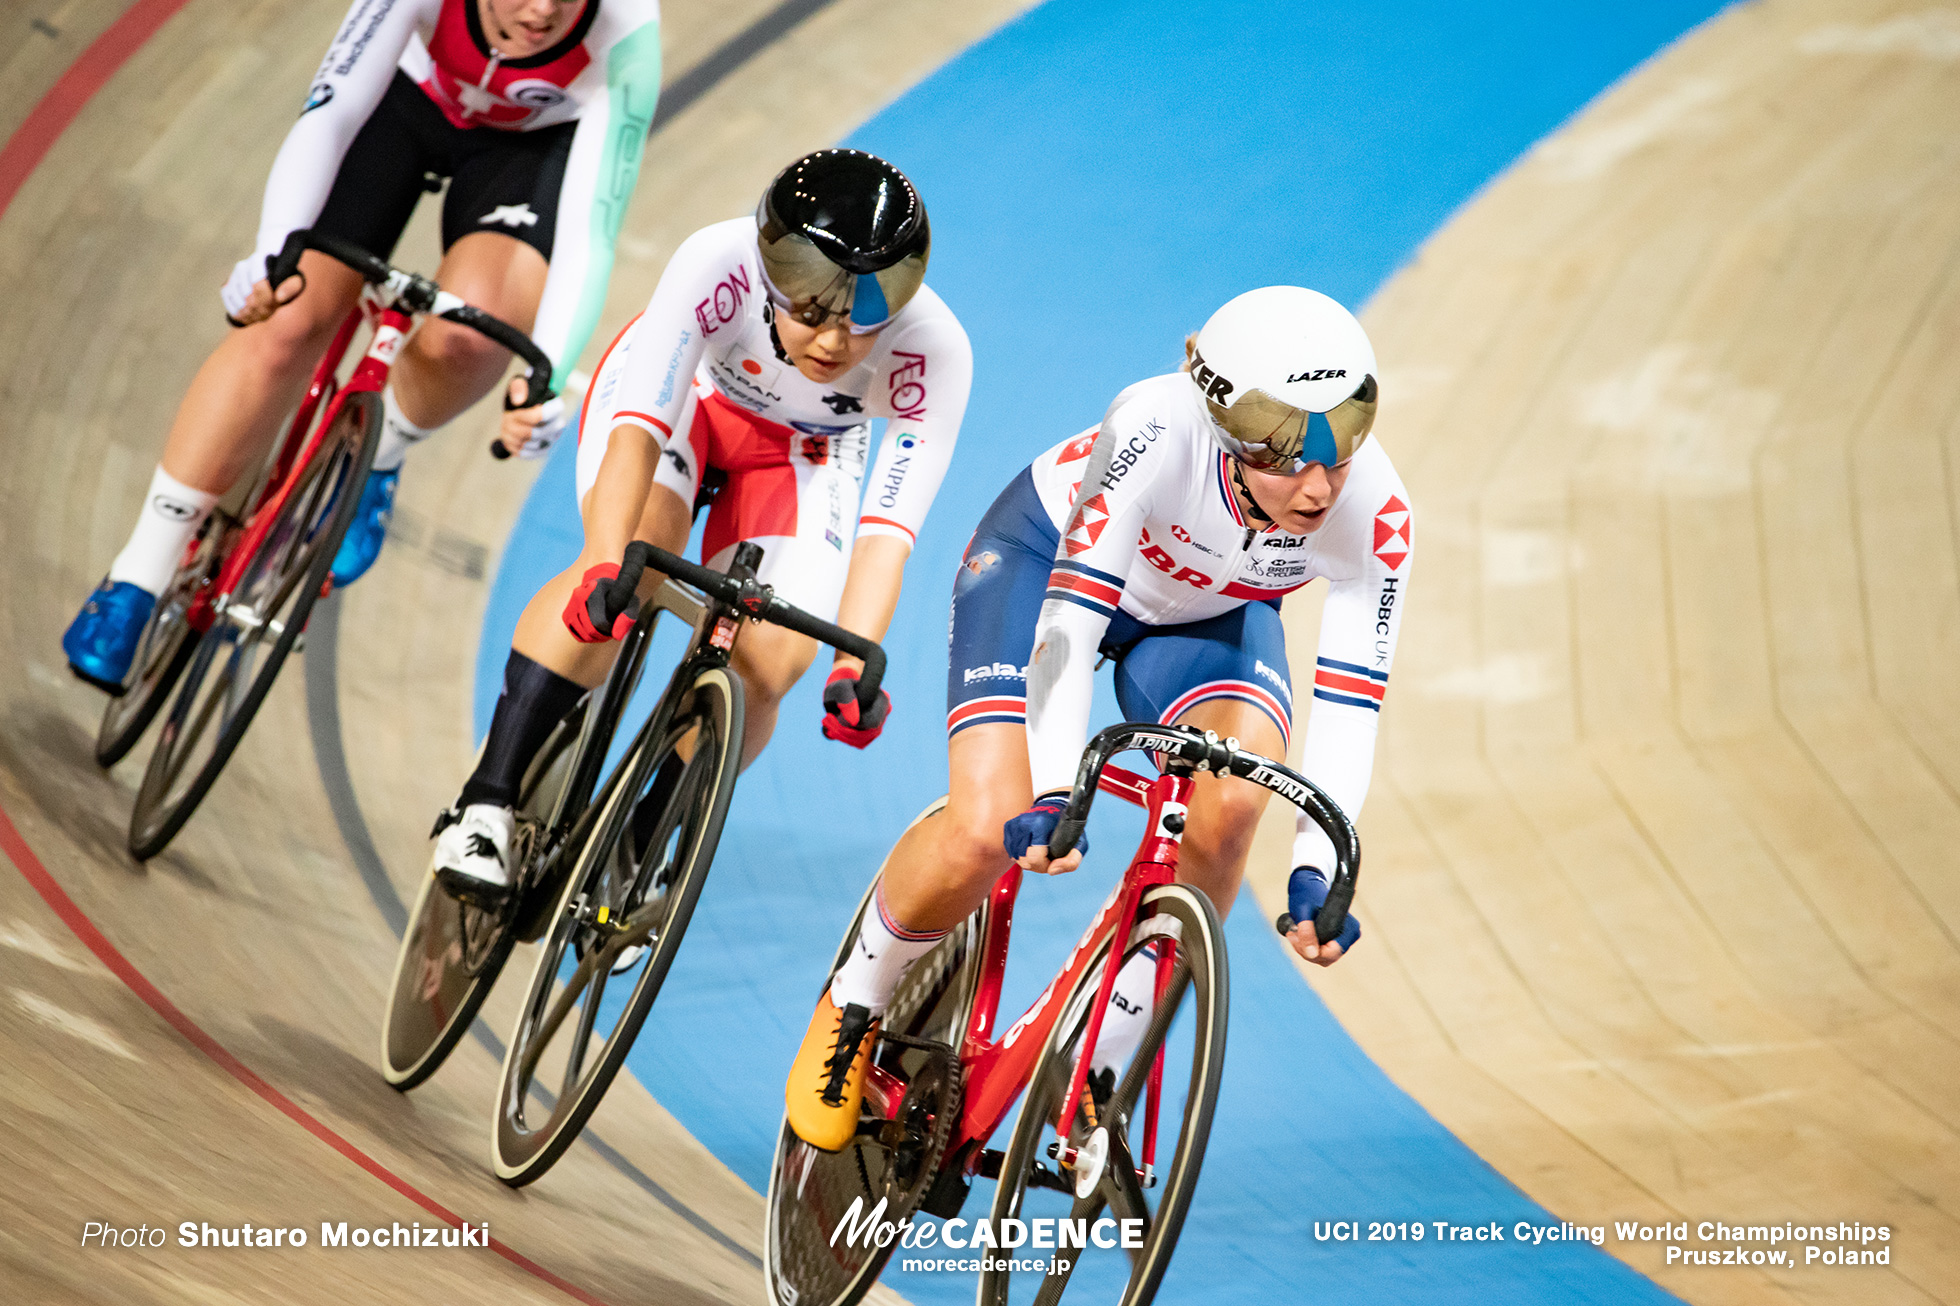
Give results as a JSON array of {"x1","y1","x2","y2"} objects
[
  {"x1": 126, "y1": 390, "x2": 379, "y2": 859},
  {"x1": 980, "y1": 883, "x2": 1227, "y2": 1306},
  {"x1": 765, "y1": 797, "x2": 983, "y2": 1306},
  {"x1": 380, "y1": 703, "x2": 584, "y2": 1090},
  {"x1": 94, "y1": 512, "x2": 231, "y2": 767},
  {"x1": 493, "y1": 666, "x2": 743, "y2": 1185}
]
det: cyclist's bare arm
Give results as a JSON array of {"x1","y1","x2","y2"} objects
[
  {"x1": 828, "y1": 535, "x2": 909, "y2": 672},
  {"x1": 580, "y1": 424, "x2": 665, "y2": 566}
]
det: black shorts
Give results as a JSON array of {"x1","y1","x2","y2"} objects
[{"x1": 312, "y1": 72, "x2": 576, "y2": 264}]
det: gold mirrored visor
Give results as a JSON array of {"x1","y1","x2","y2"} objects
[
  {"x1": 1205, "y1": 375, "x2": 1378, "y2": 471},
  {"x1": 757, "y1": 231, "x2": 926, "y2": 335}
]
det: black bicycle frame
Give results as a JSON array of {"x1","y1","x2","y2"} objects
[{"x1": 525, "y1": 538, "x2": 887, "y2": 896}]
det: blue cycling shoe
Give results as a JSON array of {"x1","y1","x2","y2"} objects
[
  {"x1": 63, "y1": 579, "x2": 157, "y2": 694},
  {"x1": 328, "y1": 466, "x2": 399, "y2": 587}
]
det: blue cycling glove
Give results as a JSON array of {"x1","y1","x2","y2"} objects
[
  {"x1": 1288, "y1": 865, "x2": 1362, "y2": 953},
  {"x1": 1003, "y1": 792, "x2": 1088, "y2": 862}
]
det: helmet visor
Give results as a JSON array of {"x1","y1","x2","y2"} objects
[
  {"x1": 757, "y1": 229, "x2": 926, "y2": 335},
  {"x1": 1206, "y1": 374, "x2": 1378, "y2": 472}
]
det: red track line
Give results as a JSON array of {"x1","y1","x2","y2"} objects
[
  {"x1": 0, "y1": 0, "x2": 192, "y2": 218},
  {"x1": 0, "y1": 802, "x2": 616, "y2": 1306},
  {"x1": 0, "y1": 8, "x2": 614, "y2": 1303}
]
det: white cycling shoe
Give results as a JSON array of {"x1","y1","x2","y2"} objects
[{"x1": 433, "y1": 803, "x2": 515, "y2": 906}]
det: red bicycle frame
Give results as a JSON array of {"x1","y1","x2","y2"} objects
[
  {"x1": 862, "y1": 762, "x2": 1191, "y2": 1184},
  {"x1": 184, "y1": 298, "x2": 406, "y2": 633}
]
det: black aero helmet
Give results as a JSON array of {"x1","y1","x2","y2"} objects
[{"x1": 756, "y1": 149, "x2": 930, "y2": 333}]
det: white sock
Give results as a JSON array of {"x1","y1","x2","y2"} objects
[
  {"x1": 108, "y1": 466, "x2": 219, "y2": 595},
  {"x1": 371, "y1": 384, "x2": 437, "y2": 472},
  {"x1": 829, "y1": 883, "x2": 947, "y2": 1016},
  {"x1": 1090, "y1": 945, "x2": 1159, "y2": 1076}
]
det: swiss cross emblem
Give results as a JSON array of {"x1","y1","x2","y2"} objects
[
  {"x1": 1064, "y1": 492, "x2": 1110, "y2": 557},
  {"x1": 1373, "y1": 496, "x2": 1410, "y2": 571},
  {"x1": 1058, "y1": 430, "x2": 1097, "y2": 464}
]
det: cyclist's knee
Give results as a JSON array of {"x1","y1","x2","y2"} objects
[
  {"x1": 733, "y1": 635, "x2": 818, "y2": 707},
  {"x1": 1184, "y1": 777, "x2": 1267, "y2": 867},
  {"x1": 246, "y1": 298, "x2": 345, "y2": 375},
  {"x1": 937, "y1": 798, "x2": 1023, "y2": 887},
  {"x1": 407, "y1": 317, "x2": 507, "y2": 382}
]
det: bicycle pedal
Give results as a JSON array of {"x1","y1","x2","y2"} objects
[{"x1": 435, "y1": 866, "x2": 513, "y2": 910}]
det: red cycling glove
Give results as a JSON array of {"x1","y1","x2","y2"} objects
[
  {"x1": 563, "y1": 563, "x2": 633, "y2": 643},
  {"x1": 821, "y1": 666, "x2": 892, "y2": 748}
]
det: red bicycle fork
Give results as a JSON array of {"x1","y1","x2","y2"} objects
[
  {"x1": 875, "y1": 767, "x2": 1195, "y2": 1193},
  {"x1": 186, "y1": 305, "x2": 404, "y2": 634}
]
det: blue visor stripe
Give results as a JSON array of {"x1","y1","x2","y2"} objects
[
  {"x1": 851, "y1": 272, "x2": 889, "y2": 326},
  {"x1": 1302, "y1": 411, "x2": 1341, "y2": 467}
]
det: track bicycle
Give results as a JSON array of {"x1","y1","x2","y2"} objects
[
  {"x1": 378, "y1": 538, "x2": 888, "y2": 1190},
  {"x1": 96, "y1": 229, "x2": 556, "y2": 861},
  {"x1": 764, "y1": 721, "x2": 1360, "y2": 1306}
]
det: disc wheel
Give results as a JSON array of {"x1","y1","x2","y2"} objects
[
  {"x1": 765, "y1": 798, "x2": 987, "y2": 1306},
  {"x1": 380, "y1": 704, "x2": 584, "y2": 1090},
  {"x1": 493, "y1": 666, "x2": 743, "y2": 1185},
  {"x1": 126, "y1": 390, "x2": 379, "y2": 859},
  {"x1": 94, "y1": 511, "x2": 231, "y2": 767},
  {"x1": 978, "y1": 883, "x2": 1227, "y2": 1306}
]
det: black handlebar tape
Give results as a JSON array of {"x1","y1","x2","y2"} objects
[
  {"x1": 1048, "y1": 815, "x2": 1088, "y2": 859},
  {"x1": 620, "y1": 540, "x2": 889, "y2": 710},
  {"x1": 266, "y1": 231, "x2": 307, "y2": 293},
  {"x1": 607, "y1": 542, "x2": 651, "y2": 626}
]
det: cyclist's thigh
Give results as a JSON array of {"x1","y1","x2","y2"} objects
[
  {"x1": 312, "y1": 73, "x2": 449, "y2": 265},
  {"x1": 946, "y1": 468, "x2": 1061, "y2": 740},
  {"x1": 700, "y1": 465, "x2": 852, "y2": 617},
  {"x1": 1112, "y1": 600, "x2": 1295, "y2": 751},
  {"x1": 428, "y1": 231, "x2": 547, "y2": 329},
  {"x1": 440, "y1": 117, "x2": 575, "y2": 271},
  {"x1": 575, "y1": 344, "x2": 701, "y2": 506}
]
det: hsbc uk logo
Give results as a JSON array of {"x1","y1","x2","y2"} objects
[{"x1": 1373, "y1": 495, "x2": 1410, "y2": 571}]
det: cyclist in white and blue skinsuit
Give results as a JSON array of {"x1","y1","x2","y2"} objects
[{"x1": 785, "y1": 287, "x2": 1413, "y2": 1152}]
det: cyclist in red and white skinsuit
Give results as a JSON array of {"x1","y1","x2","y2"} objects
[
  {"x1": 786, "y1": 286, "x2": 1410, "y2": 1151},
  {"x1": 63, "y1": 0, "x2": 661, "y2": 689},
  {"x1": 433, "y1": 150, "x2": 971, "y2": 898}
]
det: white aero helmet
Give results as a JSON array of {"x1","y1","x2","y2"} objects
[{"x1": 1187, "y1": 286, "x2": 1379, "y2": 472}]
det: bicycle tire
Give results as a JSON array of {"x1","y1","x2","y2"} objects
[
  {"x1": 380, "y1": 707, "x2": 584, "y2": 1090},
  {"x1": 978, "y1": 882, "x2": 1227, "y2": 1306},
  {"x1": 492, "y1": 665, "x2": 743, "y2": 1185},
  {"x1": 126, "y1": 390, "x2": 379, "y2": 859},
  {"x1": 764, "y1": 797, "x2": 992, "y2": 1306},
  {"x1": 93, "y1": 515, "x2": 224, "y2": 766}
]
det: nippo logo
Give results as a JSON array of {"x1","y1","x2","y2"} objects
[{"x1": 1373, "y1": 495, "x2": 1410, "y2": 570}]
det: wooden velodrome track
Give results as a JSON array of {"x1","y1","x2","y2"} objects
[
  {"x1": 1, "y1": 3, "x2": 1955, "y2": 1306},
  {"x1": 1246, "y1": 2, "x2": 1960, "y2": 1302}
]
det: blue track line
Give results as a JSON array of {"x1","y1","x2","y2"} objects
[{"x1": 477, "y1": 2, "x2": 1729, "y2": 1299}]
